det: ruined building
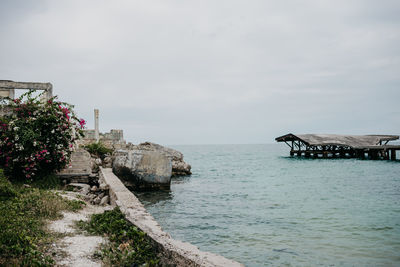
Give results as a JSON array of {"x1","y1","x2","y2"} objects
[{"x1": 81, "y1": 109, "x2": 127, "y2": 149}]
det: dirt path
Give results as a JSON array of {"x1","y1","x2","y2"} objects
[{"x1": 48, "y1": 191, "x2": 111, "y2": 267}]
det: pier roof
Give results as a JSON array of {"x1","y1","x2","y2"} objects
[{"x1": 275, "y1": 134, "x2": 399, "y2": 149}]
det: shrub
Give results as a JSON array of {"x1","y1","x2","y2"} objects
[
  {"x1": 0, "y1": 91, "x2": 85, "y2": 181},
  {"x1": 84, "y1": 142, "x2": 113, "y2": 159}
]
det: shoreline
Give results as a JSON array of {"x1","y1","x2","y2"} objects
[{"x1": 99, "y1": 167, "x2": 244, "y2": 267}]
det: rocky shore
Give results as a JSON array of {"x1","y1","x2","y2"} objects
[
  {"x1": 112, "y1": 142, "x2": 191, "y2": 190},
  {"x1": 56, "y1": 141, "x2": 244, "y2": 266},
  {"x1": 62, "y1": 141, "x2": 191, "y2": 193}
]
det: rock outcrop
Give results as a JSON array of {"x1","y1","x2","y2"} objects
[
  {"x1": 113, "y1": 150, "x2": 172, "y2": 190},
  {"x1": 135, "y1": 142, "x2": 192, "y2": 176}
]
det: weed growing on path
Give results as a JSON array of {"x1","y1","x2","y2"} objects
[{"x1": 77, "y1": 207, "x2": 160, "y2": 266}]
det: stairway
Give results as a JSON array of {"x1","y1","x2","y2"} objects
[{"x1": 57, "y1": 149, "x2": 92, "y2": 183}]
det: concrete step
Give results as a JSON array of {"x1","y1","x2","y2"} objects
[
  {"x1": 69, "y1": 157, "x2": 91, "y2": 162},
  {"x1": 70, "y1": 151, "x2": 91, "y2": 156},
  {"x1": 64, "y1": 163, "x2": 90, "y2": 167},
  {"x1": 70, "y1": 156, "x2": 90, "y2": 160},
  {"x1": 58, "y1": 149, "x2": 92, "y2": 177},
  {"x1": 58, "y1": 173, "x2": 90, "y2": 178},
  {"x1": 60, "y1": 169, "x2": 91, "y2": 174},
  {"x1": 66, "y1": 169, "x2": 90, "y2": 172},
  {"x1": 70, "y1": 156, "x2": 91, "y2": 161}
]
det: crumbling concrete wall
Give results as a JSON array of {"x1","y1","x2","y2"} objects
[
  {"x1": 0, "y1": 89, "x2": 15, "y2": 99},
  {"x1": 1, "y1": 80, "x2": 53, "y2": 117},
  {"x1": 99, "y1": 167, "x2": 244, "y2": 267},
  {"x1": 81, "y1": 129, "x2": 126, "y2": 149},
  {"x1": 0, "y1": 80, "x2": 53, "y2": 100},
  {"x1": 0, "y1": 89, "x2": 14, "y2": 117}
]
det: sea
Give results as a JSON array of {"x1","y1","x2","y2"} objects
[{"x1": 134, "y1": 144, "x2": 400, "y2": 266}]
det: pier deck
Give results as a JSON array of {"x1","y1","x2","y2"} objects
[{"x1": 275, "y1": 134, "x2": 400, "y2": 160}]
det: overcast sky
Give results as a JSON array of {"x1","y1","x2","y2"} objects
[{"x1": 1, "y1": 0, "x2": 399, "y2": 145}]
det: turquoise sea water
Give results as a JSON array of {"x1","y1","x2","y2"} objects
[{"x1": 135, "y1": 144, "x2": 400, "y2": 266}]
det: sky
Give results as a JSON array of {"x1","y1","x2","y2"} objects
[{"x1": 1, "y1": 0, "x2": 399, "y2": 145}]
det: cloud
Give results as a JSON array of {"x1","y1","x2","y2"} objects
[{"x1": 1, "y1": 0, "x2": 399, "y2": 144}]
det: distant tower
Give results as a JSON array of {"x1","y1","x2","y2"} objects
[{"x1": 94, "y1": 109, "x2": 99, "y2": 143}]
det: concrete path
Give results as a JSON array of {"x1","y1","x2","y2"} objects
[{"x1": 48, "y1": 192, "x2": 110, "y2": 267}]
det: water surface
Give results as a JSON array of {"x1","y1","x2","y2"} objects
[{"x1": 135, "y1": 144, "x2": 400, "y2": 266}]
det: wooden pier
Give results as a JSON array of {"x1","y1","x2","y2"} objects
[{"x1": 275, "y1": 134, "x2": 400, "y2": 160}]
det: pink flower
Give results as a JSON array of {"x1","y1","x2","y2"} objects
[{"x1": 79, "y1": 119, "x2": 86, "y2": 129}]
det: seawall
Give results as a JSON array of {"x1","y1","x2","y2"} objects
[{"x1": 99, "y1": 167, "x2": 244, "y2": 267}]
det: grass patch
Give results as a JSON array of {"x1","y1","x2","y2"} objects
[
  {"x1": 29, "y1": 173, "x2": 65, "y2": 190},
  {"x1": 0, "y1": 170, "x2": 17, "y2": 199},
  {"x1": 77, "y1": 207, "x2": 160, "y2": 266},
  {"x1": 0, "y1": 169, "x2": 85, "y2": 266},
  {"x1": 84, "y1": 142, "x2": 113, "y2": 159}
]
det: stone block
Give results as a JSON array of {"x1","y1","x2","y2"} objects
[{"x1": 113, "y1": 150, "x2": 172, "y2": 190}]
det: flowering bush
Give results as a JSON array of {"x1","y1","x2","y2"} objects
[{"x1": 0, "y1": 91, "x2": 85, "y2": 181}]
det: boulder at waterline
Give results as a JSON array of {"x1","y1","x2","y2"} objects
[
  {"x1": 135, "y1": 142, "x2": 192, "y2": 176},
  {"x1": 112, "y1": 150, "x2": 172, "y2": 190}
]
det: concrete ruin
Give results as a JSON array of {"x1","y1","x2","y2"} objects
[
  {"x1": 94, "y1": 109, "x2": 100, "y2": 142},
  {"x1": 0, "y1": 88, "x2": 15, "y2": 99},
  {"x1": 81, "y1": 109, "x2": 127, "y2": 149},
  {"x1": 83, "y1": 128, "x2": 126, "y2": 149},
  {"x1": 0, "y1": 80, "x2": 53, "y2": 99},
  {"x1": 0, "y1": 80, "x2": 53, "y2": 117}
]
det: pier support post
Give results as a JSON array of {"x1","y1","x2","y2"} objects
[
  {"x1": 384, "y1": 150, "x2": 389, "y2": 160},
  {"x1": 370, "y1": 150, "x2": 378, "y2": 160},
  {"x1": 356, "y1": 150, "x2": 366, "y2": 159},
  {"x1": 391, "y1": 149, "x2": 396, "y2": 160}
]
